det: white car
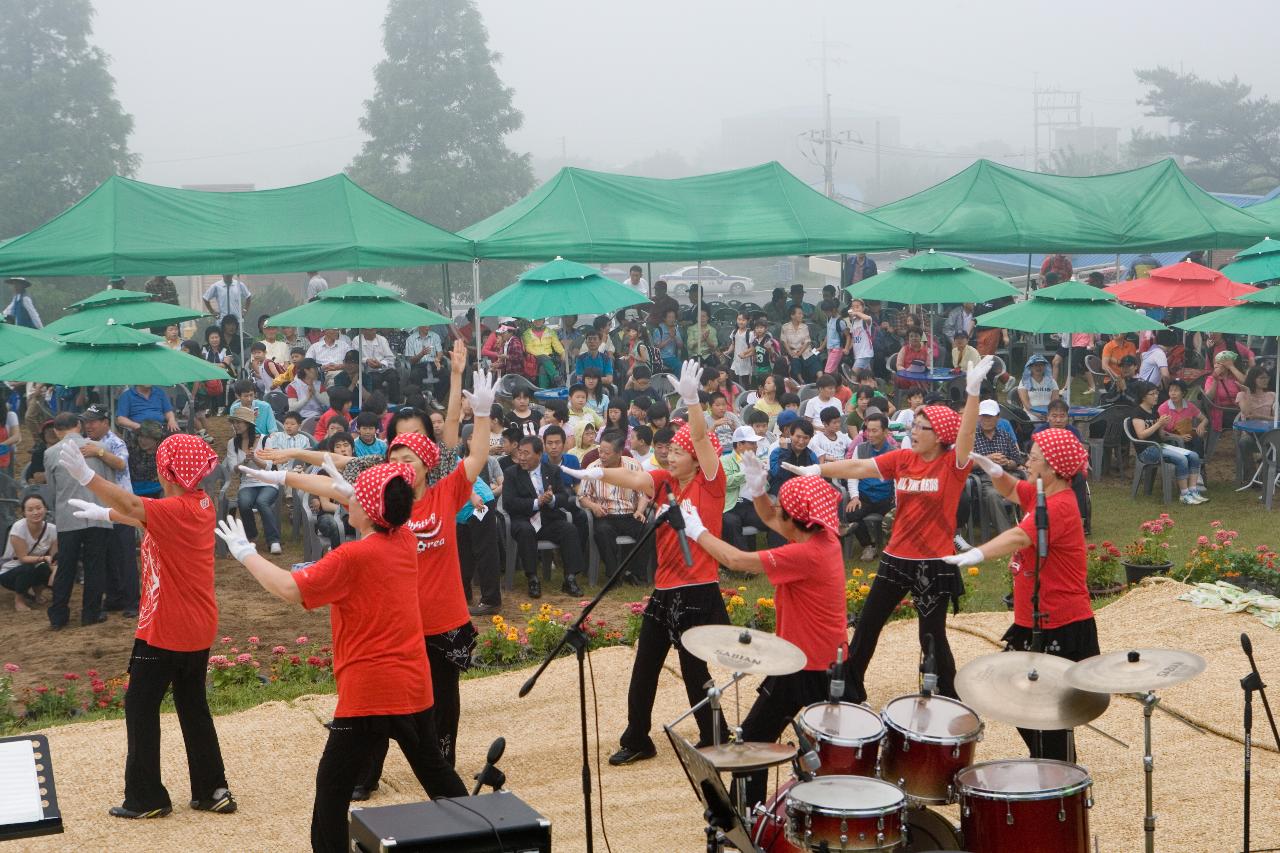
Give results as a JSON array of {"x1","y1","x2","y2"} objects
[{"x1": 659, "y1": 264, "x2": 754, "y2": 297}]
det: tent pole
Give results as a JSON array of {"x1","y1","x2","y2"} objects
[
  {"x1": 443, "y1": 264, "x2": 451, "y2": 313},
  {"x1": 696, "y1": 261, "x2": 704, "y2": 367},
  {"x1": 1025, "y1": 254, "x2": 1033, "y2": 294},
  {"x1": 357, "y1": 329, "x2": 364, "y2": 410},
  {"x1": 1115, "y1": 253, "x2": 1121, "y2": 285},
  {"x1": 473, "y1": 260, "x2": 482, "y2": 372},
  {"x1": 647, "y1": 262, "x2": 653, "y2": 299}
]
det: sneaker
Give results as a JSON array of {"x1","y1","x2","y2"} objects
[
  {"x1": 1180, "y1": 493, "x2": 1199, "y2": 505},
  {"x1": 608, "y1": 745, "x2": 657, "y2": 766},
  {"x1": 269, "y1": 542, "x2": 282, "y2": 555},
  {"x1": 953, "y1": 533, "x2": 972, "y2": 552},
  {"x1": 859, "y1": 545, "x2": 877, "y2": 562},
  {"x1": 468, "y1": 603, "x2": 501, "y2": 617},
  {"x1": 109, "y1": 804, "x2": 172, "y2": 820},
  {"x1": 191, "y1": 787, "x2": 237, "y2": 814},
  {"x1": 561, "y1": 574, "x2": 584, "y2": 597},
  {"x1": 527, "y1": 575, "x2": 542, "y2": 599},
  {"x1": 350, "y1": 783, "x2": 378, "y2": 802},
  {"x1": 1192, "y1": 492, "x2": 1209, "y2": 504}
]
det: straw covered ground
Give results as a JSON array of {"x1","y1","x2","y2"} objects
[{"x1": 18, "y1": 580, "x2": 1280, "y2": 852}]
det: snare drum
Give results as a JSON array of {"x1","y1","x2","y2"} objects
[
  {"x1": 796, "y1": 702, "x2": 886, "y2": 777},
  {"x1": 785, "y1": 776, "x2": 906, "y2": 851},
  {"x1": 955, "y1": 759, "x2": 1092, "y2": 853},
  {"x1": 879, "y1": 694, "x2": 982, "y2": 804},
  {"x1": 753, "y1": 779, "x2": 798, "y2": 852}
]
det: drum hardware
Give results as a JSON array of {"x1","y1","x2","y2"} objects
[
  {"x1": 682, "y1": 624, "x2": 808, "y2": 677},
  {"x1": 1240, "y1": 632, "x2": 1280, "y2": 853}
]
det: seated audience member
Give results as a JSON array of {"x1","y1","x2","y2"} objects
[
  {"x1": 578, "y1": 431, "x2": 651, "y2": 585},
  {"x1": 801, "y1": 375, "x2": 842, "y2": 427},
  {"x1": 574, "y1": 331, "x2": 614, "y2": 382},
  {"x1": 286, "y1": 358, "x2": 328, "y2": 420},
  {"x1": 504, "y1": 388, "x2": 541, "y2": 438},
  {"x1": 228, "y1": 379, "x2": 277, "y2": 437},
  {"x1": 1157, "y1": 379, "x2": 1208, "y2": 456},
  {"x1": 227, "y1": 409, "x2": 283, "y2": 554},
  {"x1": 844, "y1": 412, "x2": 896, "y2": 562},
  {"x1": 950, "y1": 329, "x2": 981, "y2": 370},
  {"x1": 1016, "y1": 354, "x2": 1059, "y2": 419},
  {"x1": 1129, "y1": 380, "x2": 1208, "y2": 505},
  {"x1": 706, "y1": 391, "x2": 740, "y2": 450},
  {"x1": 647, "y1": 426, "x2": 674, "y2": 472},
  {"x1": 630, "y1": 426, "x2": 655, "y2": 468},
  {"x1": 116, "y1": 384, "x2": 180, "y2": 433},
  {"x1": 1, "y1": 493, "x2": 57, "y2": 610},
  {"x1": 1237, "y1": 365, "x2": 1277, "y2": 422},
  {"x1": 352, "y1": 411, "x2": 388, "y2": 458},
  {"x1": 767, "y1": 412, "x2": 814, "y2": 496},
  {"x1": 1202, "y1": 351, "x2": 1244, "y2": 430},
  {"x1": 810, "y1": 406, "x2": 851, "y2": 462},
  {"x1": 501, "y1": 435, "x2": 586, "y2": 598},
  {"x1": 314, "y1": 387, "x2": 353, "y2": 441}
]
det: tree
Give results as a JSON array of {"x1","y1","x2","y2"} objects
[
  {"x1": 1132, "y1": 67, "x2": 1280, "y2": 193},
  {"x1": 0, "y1": 0, "x2": 137, "y2": 240},
  {"x1": 348, "y1": 0, "x2": 534, "y2": 304}
]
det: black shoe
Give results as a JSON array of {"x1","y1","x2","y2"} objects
[
  {"x1": 622, "y1": 572, "x2": 645, "y2": 586},
  {"x1": 561, "y1": 574, "x2": 583, "y2": 597},
  {"x1": 190, "y1": 787, "x2": 237, "y2": 813},
  {"x1": 527, "y1": 575, "x2": 541, "y2": 599},
  {"x1": 468, "y1": 603, "x2": 501, "y2": 617},
  {"x1": 81, "y1": 612, "x2": 108, "y2": 626},
  {"x1": 608, "y1": 745, "x2": 656, "y2": 766},
  {"x1": 122, "y1": 609, "x2": 139, "y2": 618},
  {"x1": 49, "y1": 622, "x2": 66, "y2": 632},
  {"x1": 350, "y1": 783, "x2": 378, "y2": 801},
  {"x1": 109, "y1": 804, "x2": 172, "y2": 819}
]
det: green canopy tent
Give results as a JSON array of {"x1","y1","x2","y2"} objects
[
  {"x1": 1176, "y1": 287, "x2": 1280, "y2": 428},
  {"x1": 845, "y1": 250, "x2": 1023, "y2": 368},
  {"x1": 1220, "y1": 237, "x2": 1280, "y2": 284},
  {"x1": 868, "y1": 158, "x2": 1274, "y2": 254},
  {"x1": 0, "y1": 323, "x2": 53, "y2": 367},
  {"x1": 0, "y1": 173, "x2": 475, "y2": 276},
  {"x1": 976, "y1": 279, "x2": 1165, "y2": 399}
]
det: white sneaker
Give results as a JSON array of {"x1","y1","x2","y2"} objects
[
  {"x1": 1180, "y1": 493, "x2": 1198, "y2": 505},
  {"x1": 269, "y1": 542, "x2": 282, "y2": 554},
  {"x1": 1192, "y1": 492, "x2": 1209, "y2": 504},
  {"x1": 859, "y1": 545, "x2": 877, "y2": 562},
  {"x1": 953, "y1": 533, "x2": 972, "y2": 552}
]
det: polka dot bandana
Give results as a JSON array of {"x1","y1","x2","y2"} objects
[
  {"x1": 353, "y1": 462, "x2": 416, "y2": 529},
  {"x1": 670, "y1": 422, "x2": 721, "y2": 457},
  {"x1": 388, "y1": 431, "x2": 440, "y2": 472},
  {"x1": 155, "y1": 433, "x2": 219, "y2": 491},
  {"x1": 920, "y1": 405, "x2": 961, "y2": 446},
  {"x1": 779, "y1": 476, "x2": 840, "y2": 533},
  {"x1": 1033, "y1": 427, "x2": 1089, "y2": 480}
]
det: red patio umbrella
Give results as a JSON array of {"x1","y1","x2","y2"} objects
[{"x1": 1104, "y1": 261, "x2": 1258, "y2": 308}]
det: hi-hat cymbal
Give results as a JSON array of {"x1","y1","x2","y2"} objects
[
  {"x1": 956, "y1": 652, "x2": 1111, "y2": 730},
  {"x1": 681, "y1": 625, "x2": 807, "y2": 676},
  {"x1": 697, "y1": 741, "x2": 797, "y2": 772},
  {"x1": 1065, "y1": 648, "x2": 1206, "y2": 694}
]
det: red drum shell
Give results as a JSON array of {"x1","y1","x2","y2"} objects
[
  {"x1": 753, "y1": 779, "x2": 800, "y2": 852},
  {"x1": 879, "y1": 694, "x2": 982, "y2": 804},
  {"x1": 955, "y1": 759, "x2": 1092, "y2": 853},
  {"x1": 796, "y1": 702, "x2": 886, "y2": 778},
  {"x1": 784, "y1": 776, "x2": 906, "y2": 851}
]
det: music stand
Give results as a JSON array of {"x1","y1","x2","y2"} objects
[
  {"x1": 664, "y1": 725, "x2": 758, "y2": 853},
  {"x1": 0, "y1": 734, "x2": 63, "y2": 841}
]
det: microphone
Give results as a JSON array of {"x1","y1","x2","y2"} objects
[
  {"x1": 1035, "y1": 476, "x2": 1049, "y2": 559},
  {"x1": 666, "y1": 493, "x2": 694, "y2": 567},
  {"x1": 829, "y1": 647, "x2": 846, "y2": 702},
  {"x1": 470, "y1": 736, "x2": 507, "y2": 796},
  {"x1": 921, "y1": 634, "x2": 938, "y2": 697},
  {"x1": 790, "y1": 719, "x2": 821, "y2": 778},
  {"x1": 1243, "y1": 632, "x2": 1254, "y2": 659}
]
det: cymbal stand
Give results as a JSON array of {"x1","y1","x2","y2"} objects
[
  {"x1": 670, "y1": 671, "x2": 750, "y2": 748},
  {"x1": 1140, "y1": 691, "x2": 1157, "y2": 853}
]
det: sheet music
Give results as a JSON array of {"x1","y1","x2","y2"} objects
[{"x1": 0, "y1": 739, "x2": 42, "y2": 826}]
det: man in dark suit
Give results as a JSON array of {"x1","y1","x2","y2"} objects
[{"x1": 502, "y1": 435, "x2": 586, "y2": 598}]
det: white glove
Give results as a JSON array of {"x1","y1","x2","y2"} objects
[
  {"x1": 558, "y1": 466, "x2": 604, "y2": 481},
  {"x1": 678, "y1": 499, "x2": 707, "y2": 542},
  {"x1": 740, "y1": 453, "x2": 769, "y2": 500},
  {"x1": 676, "y1": 359, "x2": 704, "y2": 406},
  {"x1": 321, "y1": 454, "x2": 355, "y2": 499},
  {"x1": 463, "y1": 369, "x2": 497, "y2": 414},
  {"x1": 780, "y1": 461, "x2": 822, "y2": 478},
  {"x1": 967, "y1": 452, "x2": 1005, "y2": 480},
  {"x1": 966, "y1": 354, "x2": 995, "y2": 397},
  {"x1": 238, "y1": 465, "x2": 286, "y2": 486},
  {"x1": 67, "y1": 498, "x2": 112, "y2": 523},
  {"x1": 58, "y1": 447, "x2": 95, "y2": 486},
  {"x1": 942, "y1": 548, "x2": 985, "y2": 568},
  {"x1": 215, "y1": 515, "x2": 258, "y2": 563}
]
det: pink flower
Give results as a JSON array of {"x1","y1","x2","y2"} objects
[
  {"x1": 3, "y1": 663, "x2": 19, "y2": 673},
  {"x1": 229, "y1": 647, "x2": 239, "y2": 654},
  {"x1": 579, "y1": 601, "x2": 591, "y2": 608},
  {"x1": 289, "y1": 655, "x2": 301, "y2": 665},
  {"x1": 63, "y1": 672, "x2": 79, "y2": 681},
  {"x1": 221, "y1": 636, "x2": 233, "y2": 644},
  {"x1": 1210, "y1": 520, "x2": 1222, "y2": 528},
  {"x1": 247, "y1": 636, "x2": 260, "y2": 645},
  {"x1": 559, "y1": 613, "x2": 573, "y2": 622},
  {"x1": 91, "y1": 682, "x2": 106, "y2": 694},
  {"x1": 34, "y1": 685, "x2": 48, "y2": 695},
  {"x1": 295, "y1": 636, "x2": 309, "y2": 645},
  {"x1": 1198, "y1": 536, "x2": 1210, "y2": 545},
  {"x1": 235, "y1": 653, "x2": 253, "y2": 665},
  {"x1": 306, "y1": 655, "x2": 324, "y2": 667},
  {"x1": 272, "y1": 645, "x2": 287, "y2": 655},
  {"x1": 86, "y1": 668, "x2": 99, "y2": 678},
  {"x1": 207, "y1": 655, "x2": 231, "y2": 669}
]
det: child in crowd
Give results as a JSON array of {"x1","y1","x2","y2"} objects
[
  {"x1": 628, "y1": 395, "x2": 652, "y2": 428},
  {"x1": 314, "y1": 387, "x2": 353, "y2": 441},
  {"x1": 229, "y1": 379, "x2": 277, "y2": 437},
  {"x1": 567, "y1": 384, "x2": 603, "y2": 440},
  {"x1": 352, "y1": 411, "x2": 388, "y2": 457},
  {"x1": 648, "y1": 426, "x2": 674, "y2": 471},
  {"x1": 647, "y1": 404, "x2": 670, "y2": 434},
  {"x1": 324, "y1": 418, "x2": 349, "y2": 441},
  {"x1": 504, "y1": 388, "x2": 540, "y2": 437},
  {"x1": 801, "y1": 375, "x2": 841, "y2": 426},
  {"x1": 631, "y1": 425, "x2": 654, "y2": 466},
  {"x1": 810, "y1": 406, "x2": 852, "y2": 462}
]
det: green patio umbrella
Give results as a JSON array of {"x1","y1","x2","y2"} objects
[
  {"x1": 70, "y1": 287, "x2": 154, "y2": 310},
  {"x1": 0, "y1": 322, "x2": 54, "y2": 366},
  {"x1": 1220, "y1": 237, "x2": 1280, "y2": 284},
  {"x1": 846, "y1": 250, "x2": 1022, "y2": 368},
  {"x1": 44, "y1": 299, "x2": 206, "y2": 336},
  {"x1": 1176, "y1": 286, "x2": 1280, "y2": 427},
  {"x1": 477, "y1": 257, "x2": 650, "y2": 319}
]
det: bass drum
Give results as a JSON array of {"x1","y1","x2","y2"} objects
[
  {"x1": 753, "y1": 779, "x2": 798, "y2": 852},
  {"x1": 955, "y1": 759, "x2": 1092, "y2": 853},
  {"x1": 902, "y1": 806, "x2": 963, "y2": 851}
]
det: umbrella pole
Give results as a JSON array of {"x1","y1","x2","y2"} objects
[
  {"x1": 697, "y1": 261, "x2": 704, "y2": 365},
  {"x1": 1115, "y1": 253, "x2": 1121, "y2": 285},
  {"x1": 1065, "y1": 340, "x2": 1073, "y2": 404},
  {"x1": 1025, "y1": 254, "x2": 1033, "y2": 294},
  {"x1": 473, "y1": 260, "x2": 482, "y2": 372},
  {"x1": 357, "y1": 329, "x2": 364, "y2": 410},
  {"x1": 647, "y1": 263, "x2": 653, "y2": 300}
]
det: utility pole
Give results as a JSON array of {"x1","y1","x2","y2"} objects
[
  {"x1": 1032, "y1": 86, "x2": 1082, "y2": 172},
  {"x1": 802, "y1": 34, "x2": 850, "y2": 200}
]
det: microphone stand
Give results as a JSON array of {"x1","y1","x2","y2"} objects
[
  {"x1": 1239, "y1": 633, "x2": 1280, "y2": 853},
  {"x1": 1030, "y1": 476, "x2": 1049, "y2": 759},
  {"x1": 518, "y1": 502, "x2": 685, "y2": 853}
]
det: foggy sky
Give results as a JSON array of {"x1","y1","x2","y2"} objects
[{"x1": 92, "y1": 0, "x2": 1280, "y2": 195}]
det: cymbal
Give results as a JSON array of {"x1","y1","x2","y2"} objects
[
  {"x1": 697, "y1": 741, "x2": 797, "y2": 772},
  {"x1": 956, "y1": 652, "x2": 1110, "y2": 730},
  {"x1": 681, "y1": 625, "x2": 807, "y2": 676},
  {"x1": 1065, "y1": 648, "x2": 1206, "y2": 694}
]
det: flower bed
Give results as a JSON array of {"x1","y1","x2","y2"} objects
[
  {"x1": 1182, "y1": 520, "x2": 1280, "y2": 595},
  {"x1": 472, "y1": 603, "x2": 630, "y2": 668}
]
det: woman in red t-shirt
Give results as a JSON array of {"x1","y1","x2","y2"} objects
[
  {"x1": 784, "y1": 356, "x2": 993, "y2": 703},
  {"x1": 562, "y1": 360, "x2": 731, "y2": 766},
  {"x1": 217, "y1": 462, "x2": 468, "y2": 852},
  {"x1": 59, "y1": 434, "x2": 235, "y2": 819},
  {"x1": 679, "y1": 474, "x2": 849, "y2": 809},
  {"x1": 943, "y1": 428, "x2": 1096, "y2": 763}
]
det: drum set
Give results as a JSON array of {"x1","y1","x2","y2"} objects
[{"x1": 664, "y1": 624, "x2": 1206, "y2": 852}]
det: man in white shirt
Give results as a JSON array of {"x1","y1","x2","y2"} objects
[
  {"x1": 1139, "y1": 330, "x2": 1173, "y2": 388},
  {"x1": 356, "y1": 329, "x2": 398, "y2": 399},
  {"x1": 943, "y1": 303, "x2": 976, "y2": 340},
  {"x1": 2, "y1": 277, "x2": 42, "y2": 328},
  {"x1": 202, "y1": 274, "x2": 251, "y2": 321},
  {"x1": 305, "y1": 271, "x2": 329, "y2": 302},
  {"x1": 403, "y1": 324, "x2": 445, "y2": 397},
  {"x1": 624, "y1": 265, "x2": 648, "y2": 293},
  {"x1": 304, "y1": 328, "x2": 352, "y2": 376},
  {"x1": 809, "y1": 405, "x2": 852, "y2": 462}
]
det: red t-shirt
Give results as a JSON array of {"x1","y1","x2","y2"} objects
[
  {"x1": 407, "y1": 465, "x2": 473, "y2": 635},
  {"x1": 761, "y1": 528, "x2": 848, "y2": 670},
  {"x1": 650, "y1": 465, "x2": 726, "y2": 589},
  {"x1": 294, "y1": 527, "x2": 431, "y2": 718},
  {"x1": 136, "y1": 491, "x2": 219, "y2": 652},
  {"x1": 1009, "y1": 479, "x2": 1092, "y2": 629},
  {"x1": 874, "y1": 448, "x2": 971, "y2": 560}
]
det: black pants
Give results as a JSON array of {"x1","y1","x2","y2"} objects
[
  {"x1": 846, "y1": 496, "x2": 895, "y2": 547},
  {"x1": 105, "y1": 523, "x2": 139, "y2": 611},
  {"x1": 737, "y1": 670, "x2": 833, "y2": 808},
  {"x1": 0, "y1": 561, "x2": 51, "y2": 596},
  {"x1": 845, "y1": 554, "x2": 962, "y2": 703},
  {"x1": 592, "y1": 513, "x2": 650, "y2": 578},
  {"x1": 123, "y1": 639, "x2": 228, "y2": 811},
  {"x1": 49, "y1": 526, "x2": 110, "y2": 627},
  {"x1": 357, "y1": 637, "x2": 464, "y2": 787},
  {"x1": 509, "y1": 514, "x2": 585, "y2": 578},
  {"x1": 313, "y1": 709, "x2": 467, "y2": 853},
  {"x1": 458, "y1": 502, "x2": 502, "y2": 607},
  {"x1": 621, "y1": 583, "x2": 731, "y2": 752},
  {"x1": 1003, "y1": 618, "x2": 1101, "y2": 762},
  {"x1": 721, "y1": 500, "x2": 765, "y2": 552},
  {"x1": 1071, "y1": 473, "x2": 1091, "y2": 533}
]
